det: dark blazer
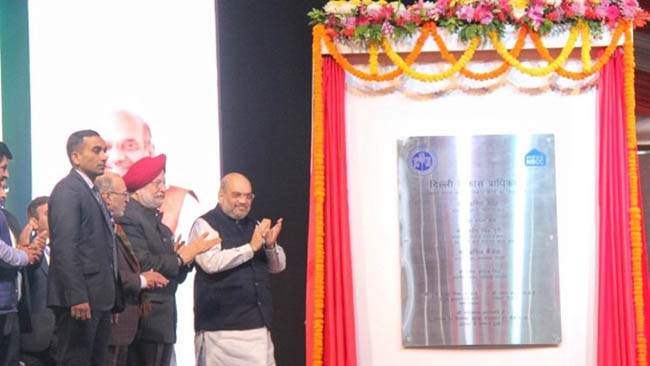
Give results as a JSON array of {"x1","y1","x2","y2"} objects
[
  {"x1": 20, "y1": 253, "x2": 55, "y2": 352},
  {"x1": 109, "y1": 226, "x2": 144, "y2": 346},
  {"x1": 117, "y1": 199, "x2": 189, "y2": 344},
  {"x1": 47, "y1": 169, "x2": 116, "y2": 311}
]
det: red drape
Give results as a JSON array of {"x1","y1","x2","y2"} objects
[
  {"x1": 598, "y1": 49, "x2": 644, "y2": 366},
  {"x1": 306, "y1": 56, "x2": 358, "y2": 366}
]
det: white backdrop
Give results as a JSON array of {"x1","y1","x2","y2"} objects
[
  {"x1": 345, "y1": 68, "x2": 598, "y2": 365},
  {"x1": 28, "y1": 1, "x2": 219, "y2": 364}
]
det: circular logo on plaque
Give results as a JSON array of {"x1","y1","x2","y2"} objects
[{"x1": 409, "y1": 148, "x2": 437, "y2": 175}]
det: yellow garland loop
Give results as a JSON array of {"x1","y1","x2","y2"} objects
[
  {"x1": 529, "y1": 21, "x2": 625, "y2": 80},
  {"x1": 580, "y1": 22, "x2": 593, "y2": 73},
  {"x1": 433, "y1": 23, "x2": 528, "y2": 81},
  {"x1": 369, "y1": 42, "x2": 379, "y2": 75},
  {"x1": 624, "y1": 24, "x2": 647, "y2": 366},
  {"x1": 320, "y1": 23, "x2": 430, "y2": 81},
  {"x1": 381, "y1": 35, "x2": 481, "y2": 82},
  {"x1": 311, "y1": 24, "x2": 326, "y2": 366},
  {"x1": 490, "y1": 23, "x2": 580, "y2": 76}
]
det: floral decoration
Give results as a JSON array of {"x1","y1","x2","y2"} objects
[{"x1": 308, "y1": 0, "x2": 649, "y2": 42}]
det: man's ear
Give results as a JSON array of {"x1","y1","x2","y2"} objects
[{"x1": 70, "y1": 151, "x2": 81, "y2": 167}]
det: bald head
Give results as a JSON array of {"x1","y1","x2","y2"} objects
[
  {"x1": 105, "y1": 110, "x2": 154, "y2": 176},
  {"x1": 95, "y1": 172, "x2": 130, "y2": 217},
  {"x1": 218, "y1": 172, "x2": 254, "y2": 220}
]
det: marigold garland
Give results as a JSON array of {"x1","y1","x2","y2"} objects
[
  {"x1": 319, "y1": 23, "x2": 430, "y2": 82},
  {"x1": 490, "y1": 24, "x2": 580, "y2": 76},
  {"x1": 623, "y1": 24, "x2": 648, "y2": 366},
  {"x1": 382, "y1": 36, "x2": 481, "y2": 82},
  {"x1": 311, "y1": 24, "x2": 326, "y2": 366},
  {"x1": 431, "y1": 23, "x2": 528, "y2": 81},
  {"x1": 529, "y1": 21, "x2": 624, "y2": 80},
  {"x1": 579, "y1": 22, "x2": 593, "y2": 73},
  {"x1": 369, "y1": 42, "x2": 379, "y2": 75}
]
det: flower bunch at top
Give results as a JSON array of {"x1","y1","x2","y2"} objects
[{"x1": 307, "y1": 0, "x2": 648, "y2": 42}]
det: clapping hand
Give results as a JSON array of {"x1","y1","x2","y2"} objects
[
  {"x1": 176, "y1": 232, "x2": 221, "y2": 265},
  {"x1": 263, "y1": 218, "x2": 283, "y2": 249},
  {"x1": 250, "y1": 219, "x2": 271, "y2": 252},
  {"x1": 173, "y1": 234, "x2": 185, "y2": 252}
]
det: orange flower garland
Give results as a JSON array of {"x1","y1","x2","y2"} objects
[
  {"x1": 623, "y1": 24, "x2": 647, "y2": 366},
  {"x1": 431, "y1": 23, "x2": 528, "y2": 81},
  {"x1": 382, "y1": 35, "x2": 481, "y2": 81},
  {"x1": 311, "y1": 24, "x2": 326, "y2": 366},
  {"x1": 528, "y1": 21, "x2": 625, "y2": 80},
  {"x1": 319, "y1": 23, "x2": 430, "y2": 82}
]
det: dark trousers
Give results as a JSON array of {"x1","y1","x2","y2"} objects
[
  {"x1": 127, "y1": 339, "x2": 172, "y2": 366},
  {"x1": 20, "y1": 349, "x2": 57, "y2": 366},
  {"x1": 0, "y1": 313, "x2": 20, "y2": 366},
  {"x1": 54, "y1": 307, "x2": 111, "y2": 366},
  {"x1": 107, "y1": 344, "x2": 129, "y2": 366}
]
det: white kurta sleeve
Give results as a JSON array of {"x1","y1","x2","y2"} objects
[
  {"x1": 264, "y1": 244, "x2": 286, "y2": 273},
  {"x1": 190, "y1": 218, "x2": 254, "y2": 274}
]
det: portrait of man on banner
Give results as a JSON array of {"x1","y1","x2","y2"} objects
[{"x1": 102, "y1": 110, "x2": 199, "y2": 234}]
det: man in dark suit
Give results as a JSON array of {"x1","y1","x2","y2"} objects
[
  {"x1": 20, "y1": 197, "x2": 56, "y2": 366},
  {"x1": 118, "y1": 155, "x2": 218, "y2": 366},
  {"x1": 94, "y1": 172, "x2": 168, "y2": 366},
  {"x1": 47, "y1": 130, "x2": 119, "y2": 366}
]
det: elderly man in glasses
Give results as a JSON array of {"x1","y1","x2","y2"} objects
[{"x1": 190, "y1": 172, "x2": 286, "y2": 366}]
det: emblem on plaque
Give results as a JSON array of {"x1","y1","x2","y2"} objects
[
  {"x1": 525, "y1": 148, "x2": 547, "y2": 167},
  {"x1": 409, "y1": 147, "x2": 437, "y2": 175}
]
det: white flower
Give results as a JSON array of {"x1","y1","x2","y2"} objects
[
  {"x1": 512, "y1": 7, "x2": 526, "y2": 19},
  {"x1": 324, "y1": 1, "x2": 359, "y2": 15},
  {"x1": 389, "y1": 1, "x2": 407, "y2": 13},
  {"x1": 571, "y1": 0, "x2": 585, "y2": 4},
  {"x1": 544, "y1": 0, "x2": 562, "y2": 7},
  {"x1": 367, "y1": 2, "x2": 383, "y2": 11},
  {"x1": 422, "y1": 1, "x2": 437, "y2": 10}
]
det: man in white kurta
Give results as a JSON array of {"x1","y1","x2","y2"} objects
[{"x1": 188, "y1": 172, "x2": 286, "y2": 366}]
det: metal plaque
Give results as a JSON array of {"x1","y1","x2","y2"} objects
[{"x1": 398, "y1": 134, "x2": 561, "y2": 347}]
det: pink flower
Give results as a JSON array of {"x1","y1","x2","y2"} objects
[
  {"x1": 343, "y1": 16, "x2": 357, "y2": 28},
  {"x1": 499, "y1": 0, "x2": 513, "y2": 13},
  {"x1": 605, "y1": 5, "x2": 620, "y2": 20},
  {"x1": 546, "y1": 8, "x2": 564, "y2": 20},
  {"x1": 621, "y1": 0, "x2": 639, "y2": 18},
  {"x1": 457, "y1": 5, "x2": 476, "y2": 22},
  {"x1": 474, "y1": 5, "x2": 494, "y2": 24},
  {"x1": 382, "y1": 22, "x2": 394, "y2": 36},
  {"x1": 357, "y1": 15, "x2": 371, "y2": 26},
  {"x1": 527, "y1": 4, "x2": 545, "y2": 27},
  {"x1": 570, "y1": 1, "x2": 586, "y2": 17}
]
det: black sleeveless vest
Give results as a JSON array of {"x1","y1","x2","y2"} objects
[{"x1": 194, "y1": 205, "x2": 273, "y2": 332}]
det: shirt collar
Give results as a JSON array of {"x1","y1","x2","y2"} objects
[{"x1": 74, "y1": 169, "x2": 95, "y2": 189}]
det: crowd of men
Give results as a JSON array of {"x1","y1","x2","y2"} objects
[{"x1": 0, "y1": 130, "x2": 287, "y2": 366}]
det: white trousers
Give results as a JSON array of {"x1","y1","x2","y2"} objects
[{"x1": 195, "y1": 327, "x2": 275, "y2": 366}]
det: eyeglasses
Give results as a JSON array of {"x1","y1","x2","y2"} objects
[
  {"x1": 108, "y1": 191, "x2": 129, "y2": 199},
  {"x1": 230, "y1": 192, "x2": 255, "y2": 201}
]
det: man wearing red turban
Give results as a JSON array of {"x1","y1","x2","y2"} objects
[{"x1": 117, "y1": 154, "x2": 220, "y2": 366}]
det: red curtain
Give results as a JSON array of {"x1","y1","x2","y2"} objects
[
  {"x1": 597, "y1": 49, "x2": 650, "y2": 366},
  {"x1": 306, "y1": 56, "x2": 358, "y2": 366}
]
